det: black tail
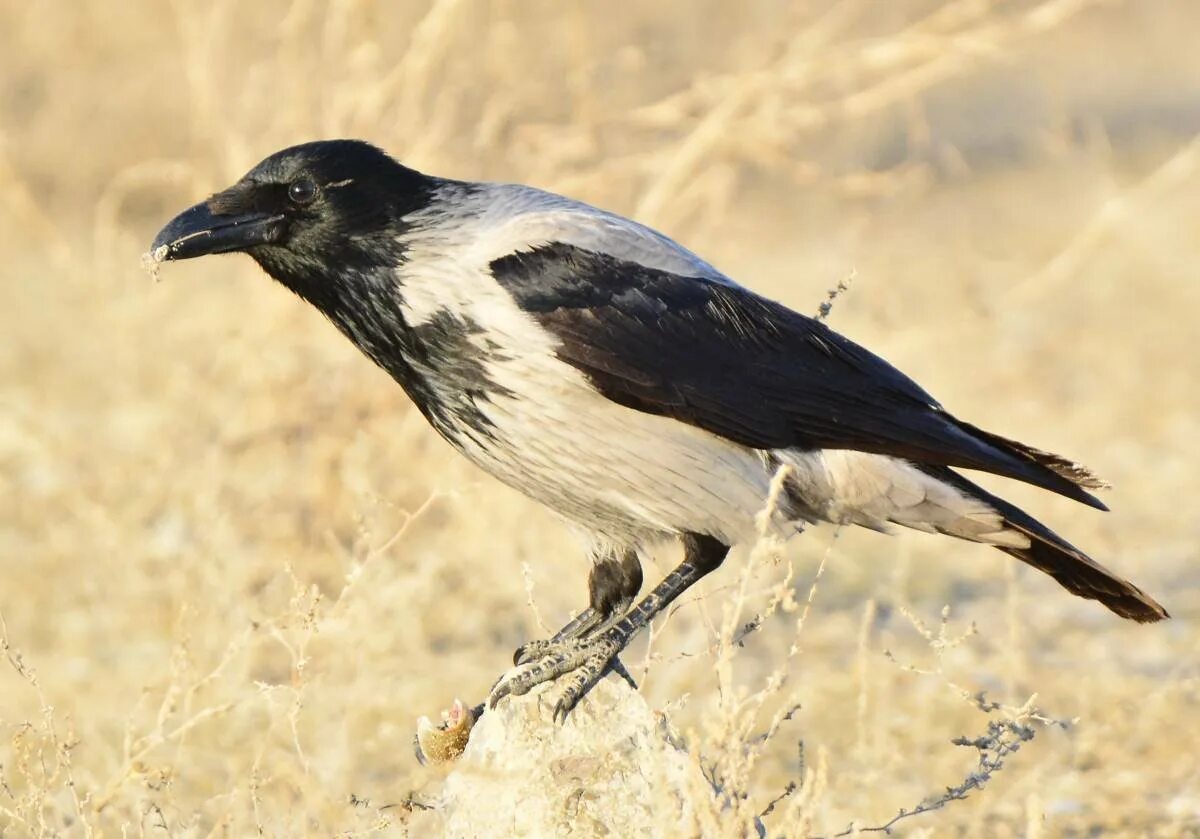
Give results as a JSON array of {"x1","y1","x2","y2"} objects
[
  {"x1": 950, "y1": 418, "x2": 1111, "y2": 511},
  {"x1": 922, "y1": 465, "x2": 1168, "y2": 623}
]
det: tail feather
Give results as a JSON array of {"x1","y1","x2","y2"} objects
[
  {"x1": 951, "y1": 418, "x2": 1110, "y2": 511},
  {"x1": 917, "y1": 465, "x2": 1168, "y2": 623},
  {"x1": 996, "y1": 519, "x2": 1168, "y2": 623},
  {"x1": 958, "y1": 420, "x2": 1111, "y2": 490}
]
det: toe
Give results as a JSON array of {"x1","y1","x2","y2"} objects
[
  {"x1": 488, "y1": 678, "x2": 514, "y2": 708},
  {"x1": 513, "y1": 639, "x2": 551, "y2": 665},
  {"x1": 491, "y1": 629, "x2": 633, "y2": 713}
]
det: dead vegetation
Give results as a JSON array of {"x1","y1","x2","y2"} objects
[{"x1": 1, "y1": 0, "x2": 1198, "y2": 835}]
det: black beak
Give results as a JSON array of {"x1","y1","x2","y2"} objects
[{"x1": 150, "y1": 201, "x2": 286, "y2": 261}]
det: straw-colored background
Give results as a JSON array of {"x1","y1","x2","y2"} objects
[{"x1": 2, "y1": 1, "x2": 1198, "y2": 835}]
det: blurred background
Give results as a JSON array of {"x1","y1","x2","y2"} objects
[{"x1": 1, "y1": 0, "x2": 1198, "y2": 835}]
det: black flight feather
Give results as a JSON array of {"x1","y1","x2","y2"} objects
[
  {"x1": 491, "y1": 243, "x2": 1108, "y2": 510},
  {"x1": 917, "y1": 465, "x2": 1167, "y2": 622}
]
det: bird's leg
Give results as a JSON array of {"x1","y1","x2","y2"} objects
[
  {"x1": 511, "y1": 548, "x2": 642, "y2": 662},
  {"x1": 415, "y1": 551, "x2": 638, "y2": 764},
  {"x1": 549, "y1": 608, "x2": 601, "y2": 642},
  {"x1": 490, "y1": 534, "x2": 730, "y2": 721}
]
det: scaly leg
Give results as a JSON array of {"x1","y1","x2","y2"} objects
[
  {"x1": 510, "y1": 547, "x2": 643, "y2": 662},
  {"x1": 490, "y1": 534, "x2": 730, "y2": 721}
]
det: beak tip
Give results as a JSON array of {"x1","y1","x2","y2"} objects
[
  {"x1": 149, "y1": 201, "x2": 215, "y2": 261},
  {"x1": 145, "y1": 241, "x2": 171, "y2": 264},
  {"x1": 148, "y1": 199, "x2": 282, "y2": 262},
  {"x1": 141, "y1": 247, "x2": 168, "y2": 282}
]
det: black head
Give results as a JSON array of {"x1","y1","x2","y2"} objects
[{"x1": 150, "y1": 140, "x2": 435, "y2": 303}]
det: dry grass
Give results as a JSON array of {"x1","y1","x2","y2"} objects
[{"x1": 2, "y1": 0, "x2": 1199, "y2": 835}]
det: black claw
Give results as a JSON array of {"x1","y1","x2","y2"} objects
[
  {"x1": 513, "y1": 639, "x2": 555, "y2": 666},
  {"x1": 488, "y1": 683, "x2": 509, "y2": 708},
  {"x1": 553, "y1": 701, "x2": 570, "y2": 724},
  {"x1": 607, "y1": 656, "x2": 639, "y2": 690},
  {"x1": 553, "y1": 687, "x2": 583, "y2": 724}
]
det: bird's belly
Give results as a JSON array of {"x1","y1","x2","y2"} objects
[{"x1": 447, "y1": 357, "x2": 778, "y2": 545}]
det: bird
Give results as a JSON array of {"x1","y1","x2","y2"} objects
[{"x1": 150, "y1": 139, "x2": 1167, "y2": 720}]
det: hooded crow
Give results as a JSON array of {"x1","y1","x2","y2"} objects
[{"x1": 151, "y1": 140, "x2": 1167, "y2": 718}]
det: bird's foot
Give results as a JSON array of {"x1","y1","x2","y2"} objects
[
  {"x1": 490, "y1": 626, "x2": 637, "y2": 722},
  {"x1": 516, "y1": 637, "x2": 639, "y2": 689}
]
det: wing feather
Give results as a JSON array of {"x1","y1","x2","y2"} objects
[{"x1": 490, "y1": 242, "x2": 1107, "y2": 509}]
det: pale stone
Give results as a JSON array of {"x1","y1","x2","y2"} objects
[{"x1": 425, "y1": 672, "x2": 713, "y2": 838}]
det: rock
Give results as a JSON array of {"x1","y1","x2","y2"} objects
[{"x1": 427, "y1": 671, "x2": 713, "y2": 838}]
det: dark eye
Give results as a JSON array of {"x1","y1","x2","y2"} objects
[{"x1": 288, "y1": 178, "x2": 317, "y2": 205}]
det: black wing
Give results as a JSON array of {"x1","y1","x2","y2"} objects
[{"x1": 491, "y1": 243, "x2": 1107, "y2": 510}]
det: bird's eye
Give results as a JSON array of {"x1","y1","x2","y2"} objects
[{"x1": 288, "y1": 178, "x2": 317, "y2": 205}]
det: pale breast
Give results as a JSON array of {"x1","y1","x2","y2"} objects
[
  {"x1": 450, "y1": 346, "x2": 780, "y2": 545},
  {"x1": 390, "y1": 185, "x2": 777, "y2": 543}
]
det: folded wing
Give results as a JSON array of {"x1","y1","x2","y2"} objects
[{"x1": 490, "y1": 242, "x2": 1107, "y2": 510}]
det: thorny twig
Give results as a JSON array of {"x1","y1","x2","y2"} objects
[
  {"x1": 760, "y1": 781, "x2": 797, "y2": 818},
  {"x1": 333, "y1": 791, "x2": 437, "y2": 839},
  {"x1": 0, "y1": 610, "x2": 93, "y2": 836},
  {"x1": 752, "y1": 703, "x2": 802, "y2": 747},
  {"x1": 789, "y1": 682, "x2": 1070, "y2": 838},
  {"x1": 815, "y1": 270, "x2": 855, "y2": 321},
  {"x1": 750, "y1": 601, "x2": 1076, "y2": 835},
  {"x1": 821, "y1": 704, "x2": 1045, "y2": 837},
  {"x1": 521, "y1": 561, "x2": 552, "y2": 635}
]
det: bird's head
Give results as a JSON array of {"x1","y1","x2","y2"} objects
[{"x1": 150, "y1": 139, "x2": 434, "y2": 300}]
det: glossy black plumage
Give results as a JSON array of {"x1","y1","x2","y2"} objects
[{"x1": 491, "y1": 243, "x2": 1108, "y2": 510}]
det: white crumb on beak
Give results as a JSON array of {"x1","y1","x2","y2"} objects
[{"x1": 141, "y1": 246, "x2": 169, "y2": 283}]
